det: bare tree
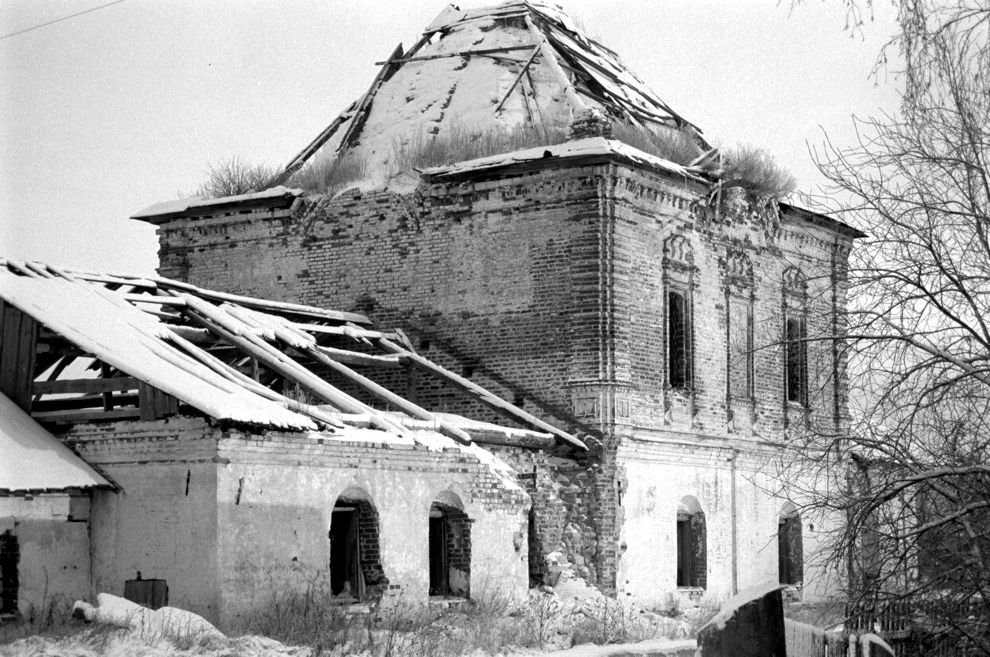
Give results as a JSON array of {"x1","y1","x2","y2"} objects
[{"x1": 787, "y1": 1, "x2": 989, "y2": 652}]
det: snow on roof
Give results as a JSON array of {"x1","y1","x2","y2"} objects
[
  {"x1": 283, "y1": 1, "x2": 702, "y2": 180},
  {"x1": 0, "y1": 392, "x2": 109, "y2": 492},
  {"x1": 417, "y1": 136, "x2": 706, "y2": 182},
  {"x1": 0, "y1": 259, "x2": 585, "y2": 451},
  {"x1": 132, "y1": 186, "x2": 303, "y2": 225}
]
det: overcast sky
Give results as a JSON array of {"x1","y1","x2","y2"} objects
[{"x1": 0, "y1": 0, "x2": 901, "y2": 276}]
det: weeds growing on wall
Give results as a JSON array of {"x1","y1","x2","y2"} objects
[
  {"x1": 287, "y1": 155, "x2": 369, "y2": 196},
  {"x1": 390, "y1": 121, "x2": 571, "y2": 173},
  {"x1": 720, "y1": 143, "x2": 797, "y2": 200},
  {"x1": 610, "y1": 121, "x2": 704, "y2": 166}
]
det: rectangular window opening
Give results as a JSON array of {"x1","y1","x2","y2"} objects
[
  {"x1": 786, "y1": 317, "x2": 807, "y2": 405},
  {"x1": 668, "y1": 291, "x2": 691, "y2": 389}
]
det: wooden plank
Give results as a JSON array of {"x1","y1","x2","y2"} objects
[
  {"x1": 33, "y1": 377, "x2": 140, "y2": 395},
  {"x1": 13, "y1": 306, "x2": 36, "y2": 409},
  {"x1": 0, "y1": 304, "x2": 26, "y2": 408},
  {"x1": 139, "y1": 381, "x2": 155, "y2": 421},
  {"x1": 32, "y1": 394, "x2": 139, "y2": 413},
  {"x1": 32, "y1": 408, "x2": 142, "y2": 424}
]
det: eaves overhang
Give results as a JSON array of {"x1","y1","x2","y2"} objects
[{"x1": 131, "y1": 186, "x2": 304, "y2": 226}]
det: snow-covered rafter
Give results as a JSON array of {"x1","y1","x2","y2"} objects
[
  {"x1": 0, "y1": 259, "x2": 585, "y2": 451},
  {"x1": 280, "y1": 1, "x2": 703, "y2": 180}
]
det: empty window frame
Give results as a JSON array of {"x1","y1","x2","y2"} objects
[
  {"x1": 676, "y1": 499, "x2": 707, "y2": 589},
  {"x1": 785, "y1": 316, "x2": 808, "y2": 405},
  {"x1": 778, "y1": 512, "x2": 804, "y2": 586},
  {"x1": 668, "y1": 290, "x2": 692, "y2": 389}
]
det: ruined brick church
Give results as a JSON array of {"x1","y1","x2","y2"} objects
[{"x1": 1, "y1": 1, "x2": 861, "y2": 625}]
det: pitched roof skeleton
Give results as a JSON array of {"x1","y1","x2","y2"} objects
[
  {"x1": 0, "y1": 259, "x2": 585, "y2": 451},
  {"x1": 278, "y1": 1, "x2": 706, "y2": 182}
]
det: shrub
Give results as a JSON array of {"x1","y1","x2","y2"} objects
[
  {"x1": 721, "y1": 144, "x2": 797, "y2": 200},
  {"x1": 610, "y1": 122, "x2": 703, "y2": 166},
  {"x1": 195, "y1": 156, "x2": 282, "y2": 198}
]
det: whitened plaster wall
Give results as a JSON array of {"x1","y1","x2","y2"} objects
[
  {"x1": 0, "y1": 494, "x2": 91, "y2": 615},
  {"x1": 71, "y1": 419, "x2": 220, "y2": 621},
  {"x1": 615, "y1": 435, "x2": 841, "y2": 607},
  {"x1": 215, "y1": 431, "x2": 530, "y2": 628}
]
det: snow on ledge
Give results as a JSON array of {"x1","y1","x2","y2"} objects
[{"x1": 418, "y1": 137, "x2": 707, "y2": 182}]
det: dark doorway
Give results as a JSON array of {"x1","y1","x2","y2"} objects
[
  {"x1": 429, "y1": 499, "x2": 471, "y2": 598},
  {"x1": 329, "y1": 494, "x2": 388, "y2": 601},
  {"x1": 676, "y1": 497, "x2": 707, "y2": 589},
  {"x1": 0, "y1": 531, "x2": 17, "y2": 616},
  {"x1": 330, "y1": 505, "x2": 360, "y2": 598},
  {"x1": 429, "y1": 512, "x2": 447, "y2": 595},
  {"x1": 778, "y1": 512, "x2": 804, "y2": 585}
]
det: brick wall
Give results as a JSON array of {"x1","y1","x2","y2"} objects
[{"x1": 150, "y1": 157, "x2": 856, "y2": 598}]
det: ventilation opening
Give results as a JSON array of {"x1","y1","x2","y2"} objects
[
  {"x1": 1, "y1": 531, "x2": 18, "y2": 616},
  {"x1": 329, "y1": 495, "x2": 388, "y2": 601},
  {"x1": 676, "y1": 498, "x2": 706, "y2": 589},
  {"x1": 527, "y1": 508, "x2": 543, "y2": 586},
  {"x1": 778, "y1": 512, "x2": 804, "y2": 585},
  {"x1": 429, "y1": 500, "x2": 471, "y2": 598}
]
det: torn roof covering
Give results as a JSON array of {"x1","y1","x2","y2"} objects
[
  {"x1": 0, "y1": 260, "x2": 585, "y2": 451},
  {"x1": 0, "y1": 392, "x2": 109, "y2": 492},
  {"x1": 418, "y1": 136, "x2": 706, "y2": 182},
  {"x1": 284, "y1": 0, "x2": 703, "y2": 179}
]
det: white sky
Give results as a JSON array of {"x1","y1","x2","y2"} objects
[{"x1": 0, "y1": 0, "x2": 901, "y2": 277}]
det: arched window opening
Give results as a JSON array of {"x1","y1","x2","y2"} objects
[
  {"x1": 429, "y1": 494, "x2": 471, "y2": 598},
  {"x1": 329, "y1": 491, "x2": 388, "y2": 601},
  {"x1": 676, "y1": 497, "x2": 707, "y2": 589},
  {"x1": 778, "y1": 506, "x2": 804, "y2": 586}
]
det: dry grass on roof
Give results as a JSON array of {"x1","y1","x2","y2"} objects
[{"x1": 610, "y1": 121, "x2": 704, "y2": 166}]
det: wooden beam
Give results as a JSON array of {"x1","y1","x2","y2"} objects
[
  {"x1": 494, "y1": 46, "x2": 540, "y2": 113},
  {"x1": 375, "y1": 44, "x2": 535, "y2": 65},
  {"x1": 32, "y1": 408, "x2": 142, "y2": 424},
  {"x1": 338, "y1": 43, "x2": 406, "y2": 154},
  {"x1": 300, "y1": 345, "x2": 472, "y2": 445},
  {"x1": 33, "y1": 377, "x2": 140, "y2": 395},
  {"x1": 179, "y1": 295, "x2": 405, "y2": 435},
  {"x1": 375, "y1": 337, "x2": 587, "y2": 450},
  {"x1": 465, "y1": 429, "x2": 555, "y2": 450},
  {"x1": 315, "y1": 345, "x2": 403, "y2": 369}
]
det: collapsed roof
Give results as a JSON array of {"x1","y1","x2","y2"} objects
[
  {"x1": 282, "y1": 0, "x2": 703, "y2": 180},
  {"x1": 0, "y1": 259, "x2": 584, "y2": 451}
]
